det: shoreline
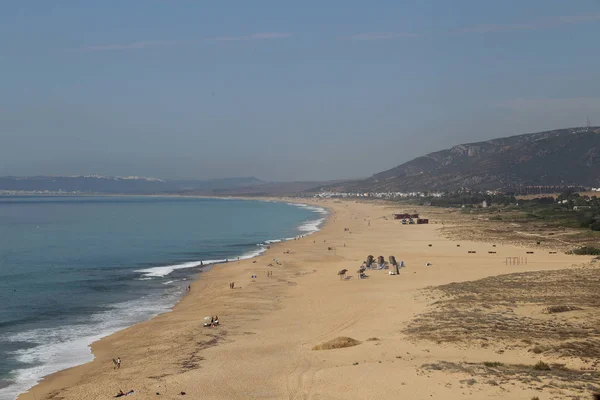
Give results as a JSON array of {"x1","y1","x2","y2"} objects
[
  {"x1": 17, "y1": 198, "x2": 595, "y2": 400},
  {"x1": 8, "y1": 197, "x2": 329, "y2": 400},
  {"x1": 134, "y1": 200, "x2": 327, "y2": 279}
]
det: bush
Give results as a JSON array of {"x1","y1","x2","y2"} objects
[
  {"x1": 590, "y1": 221, "x2": 600, "y2": 231},
  {"x1": 483, "y1": 361, "x2": 503, "y2": 367},
  {"x1": 531, "y1": 345, "x2": 547, "y2": 354},
  {"x1": 533, "y1": 197, "x2": 555, "y2": 205},
  {"x1": 580, "y1": 217, "x2": 595, "y2": 228},
  {"x1": 533, "y1": 361, "x2": 551, "y2": 371},
  {"x1": 312, "y1": 337, "x2": 361, "y2": 351},
  {"x1": 567, "y1": 246, "x2": 600, "y2": 255}
]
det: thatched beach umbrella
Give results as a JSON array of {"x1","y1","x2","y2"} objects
[{"x1": 338, "y1": 269, "x2": 348, "y2": 280}]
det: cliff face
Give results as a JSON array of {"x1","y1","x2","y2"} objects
[{"x1": 332, "y1": 127, "x2": 600, "y2": 192}]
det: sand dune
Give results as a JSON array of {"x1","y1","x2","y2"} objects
[{"x1": 19, "y1": 199, "x2": 598, "y2": 400}]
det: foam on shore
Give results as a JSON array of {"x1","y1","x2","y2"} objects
[
  {"x1": 1, "y1": 292, "x2": 182, "y2": 400},
  {"x1": 135, "y1": 202, "x2": 328, "y2": 279},
  {"x1": 134, "y1": 246, "x2": 268, "y2": 279},
  {"x1": 5, "y1": 200, "x2": 329, "y2": 399},
  {"x1": 288, "y1": 203, "x2": 328, "y2": 235}
]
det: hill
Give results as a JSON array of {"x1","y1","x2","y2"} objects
[
  {"x1": 0, "y1": 175, "x2": 334, "y2": 196},
  {"x1": 0, "y1": 176, "x2": 265, "y2": 194},
  {"x1": 327, "y1": 127, "x2": 600, "y2": 192},
  {"x1": 180, "y1": 180, "x2": 342, "y2": 197}
]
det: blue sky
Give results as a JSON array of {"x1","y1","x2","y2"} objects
[{"x1": 2, "y1": 1, "x2": 600, "y2": 181}]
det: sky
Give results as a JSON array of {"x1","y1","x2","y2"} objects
[{"x1": 1, "y1": 1, "x2": 600, "y2": 181}]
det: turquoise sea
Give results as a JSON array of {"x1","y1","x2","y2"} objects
[{"x1": 0, "y1": 196, "x2": 326, "y2": 400}]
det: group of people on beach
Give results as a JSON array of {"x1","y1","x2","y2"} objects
[
  {"x1": 112, "y1": 357, "x2": 121, "y2": 369},
  {"x1": 229, "y1": 281, "x2": 235, "y2": 289}
]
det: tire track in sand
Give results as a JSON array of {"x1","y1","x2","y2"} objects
[{"x1": 286, "y1": 356, "x2": 316, "y2": 400}]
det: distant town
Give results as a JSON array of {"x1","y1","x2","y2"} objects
[
  {"x1": 3, "y1": 186, "x2": 599, "y2": 199},
  {"x1": 313, "y1": 187, "x2": 597, "y2": 200}
]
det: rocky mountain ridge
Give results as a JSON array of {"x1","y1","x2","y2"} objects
[{"x1": 329, "y1": 127, "x2": 600, "y2": 192}]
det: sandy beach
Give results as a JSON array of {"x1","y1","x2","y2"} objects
[{"x1": 18, "y1": 199, "x2": 598, "y2": 400}]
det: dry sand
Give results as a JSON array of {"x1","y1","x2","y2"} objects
[{"x1": 18, "y1": 199, "x2": 598, "y2": 400}]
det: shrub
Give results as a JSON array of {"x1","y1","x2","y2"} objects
[
  {"x1": 531, "y1": 346, "x2": 546, "y2": 354},
  {"x1": 580, "y1": 217, "x2": 595, "y2": 228},
  {"x1": 533, "y1": 361, "x2": 551, "y2": 371},
  {"x1": 542, "y1": 305, "x2": 582, "y2": 314},
  {"x1": 483, "y1": 361, "x2": 503, "y2": 367},
  {"x1": 312, "y1": 337, "x2": 361, "y2": 351},
  {"x1": 567, "y1": 246, "x2": 600, "y2": 255}
]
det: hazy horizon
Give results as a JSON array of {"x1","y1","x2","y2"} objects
[{"x1": 2, "y1": 1, "x2": 600, "y2": 181}]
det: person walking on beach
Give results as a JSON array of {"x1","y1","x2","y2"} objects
[
  {"x1": 112, "y1": 358, "x2": 118, "y2": 369},
  {"x1": 117, "y1": 357, "x2": 121, "y2": 369}
]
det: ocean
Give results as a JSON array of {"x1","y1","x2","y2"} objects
[{"x1": 0, "y1": 196, "x2": 326, "y2": 400}]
